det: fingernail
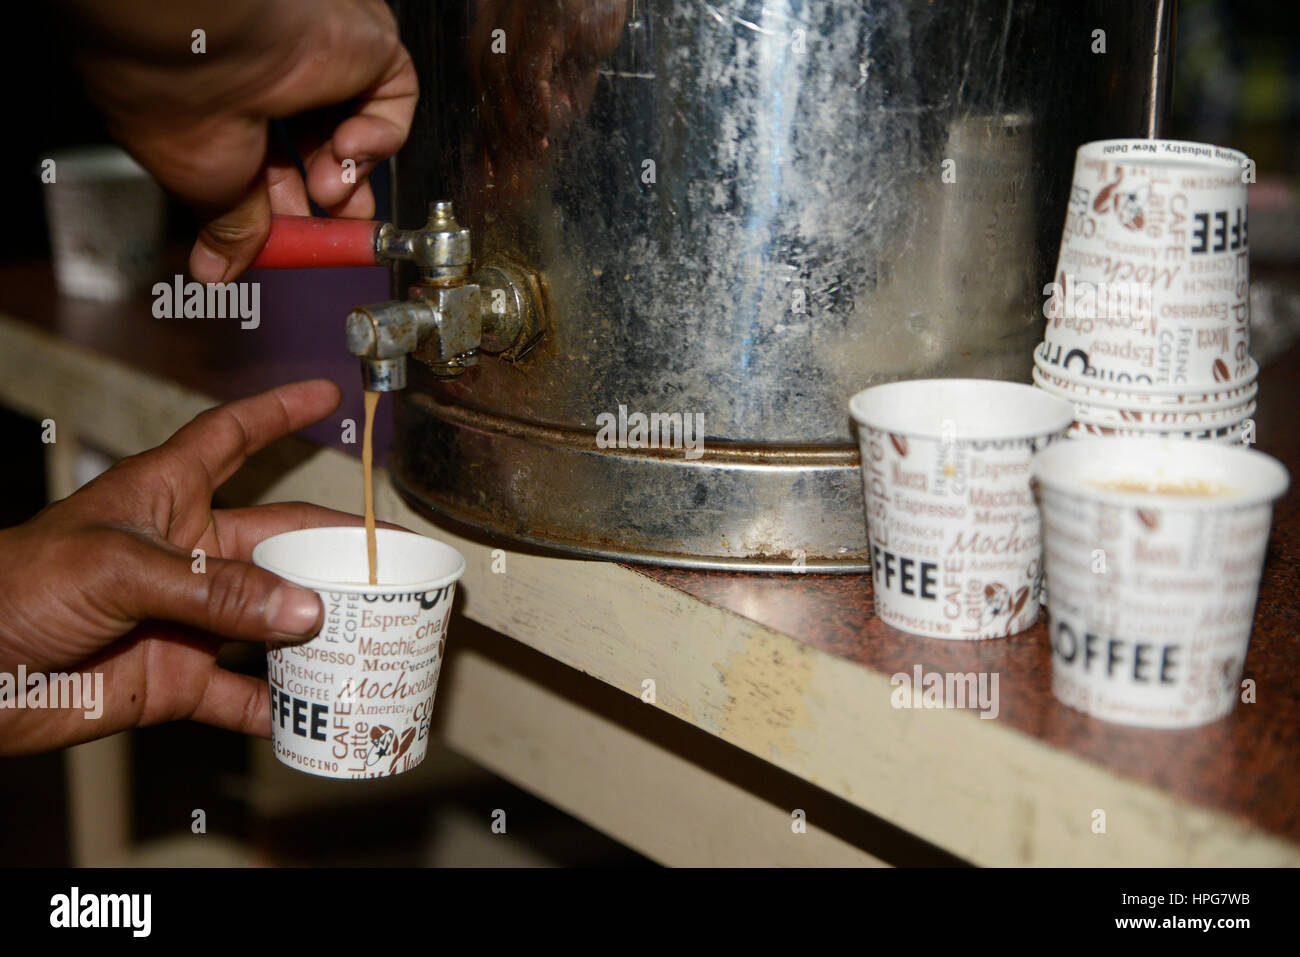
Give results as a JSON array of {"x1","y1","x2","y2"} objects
[
  {"x1": 265, "y1": 586, "x2": 322, "y2": 637},
  {"x1": 191, "y1": 241, "x2": 230, "y2": 283}
]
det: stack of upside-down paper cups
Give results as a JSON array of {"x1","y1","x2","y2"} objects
[{"x1": 1033, "y1": 139, "x2": 1256, "y2": 443}]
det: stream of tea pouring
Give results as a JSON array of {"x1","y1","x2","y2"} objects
[{"x1": 362, "y1": 389, "x2": 379, "y2": 585}]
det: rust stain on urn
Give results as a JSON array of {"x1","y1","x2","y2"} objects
[{"x1": 710, "y1": 635, "x2": 818, "y2": 759}]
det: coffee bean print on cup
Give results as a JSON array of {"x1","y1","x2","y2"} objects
[
  {"x1": 850, "y1": 379, "x2": 1073, "y2": 639},
  {"x1": 980, "y1": 583, "x2": 1032, "y2": 637}
]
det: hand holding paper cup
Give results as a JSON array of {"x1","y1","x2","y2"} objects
[
  {"x1": 850, "y1": 379, "x2": 1073, "y2": 639},
  {"x1": 252, "y1": 527, "x2": 466, "y2": 779}
]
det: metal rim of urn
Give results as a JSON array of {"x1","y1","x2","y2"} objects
[{"x1": 390, "y1": 388, "x2": 872, "y2": 573}]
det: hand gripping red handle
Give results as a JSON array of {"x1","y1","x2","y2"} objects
[{"x1": 250, "y1": 215, "x2": 383, "y2": 269}]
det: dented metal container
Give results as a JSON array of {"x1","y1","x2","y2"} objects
[{"x1": 386, "y1": 0, "x2": 1175, "y2": 570}]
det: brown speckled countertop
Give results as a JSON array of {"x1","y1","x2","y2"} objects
[
  {"x1": 3, "y1": 256, "x2": 1298, "y2": 847},
  {"x1": 633, "y1": 345, "x2": 1300, "y2": 845}
]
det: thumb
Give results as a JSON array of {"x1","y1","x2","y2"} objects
[
  {"x1": 122, "y1": 538, "x2": 322, "y2": 642},
  {"x1": 190, "y1": 184, "x2": 272, "y2": 284}
]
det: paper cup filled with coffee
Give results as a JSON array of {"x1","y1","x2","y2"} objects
[
  {"x1": 849, "y1": 379, "x2": 1074, "y2": 639},
  {"x1": 1032, "y1": 438, "x2": 1288, "y2": 728},
  {"x1": 252, "y1": 527, "x2": 466, "y2": 779}
]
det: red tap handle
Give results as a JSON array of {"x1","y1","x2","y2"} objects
[{"x1": 250, "y1": 215, "x2": 383, "y2": 269}]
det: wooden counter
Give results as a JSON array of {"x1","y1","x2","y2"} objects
[{"x1": 1, "y1": 258, "x2": 1297, "y2": 866}]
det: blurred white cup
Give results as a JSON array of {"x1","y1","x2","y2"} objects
[{"x1": 42, "y1": 144, "x2": 165, "y2": 301}]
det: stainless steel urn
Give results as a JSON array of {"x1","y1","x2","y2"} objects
[{"x1": 386, "y1": 0, "x2": 1175, "y2": 570}]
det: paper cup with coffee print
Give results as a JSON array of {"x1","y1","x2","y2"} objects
[
  {"x1": 1031, "y1": 360, "x2": 1258, "y2": 411},
  {"x1": 1065, "y1": 418, "x2": 1249, "y2": 444},
  {"x1": 252, "y1": 527, "x2": 466, "y2": 779},
  {"x1": 1041, "y1": 139, "x2": 1252, "y2": 391},
  {"x1": 1068, "y1": 395, "x2": 1255, "y2": 440},
  {"x1": 1061, "y1": 393, "x2": 1254, "y2": 428},
  {"x1": 1032, "y1": 439, "x2": 1287, "y2": 728},
  {"x1": 1038, "y1": 311, "x2": 1250, "y2": 390},
  {"x1": 850, "y1": 380, "x2": 1074, "y2": 639}
]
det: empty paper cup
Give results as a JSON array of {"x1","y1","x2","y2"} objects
[
  {"x1": 1066, "y1": 419, "x2": 1248, "y2": 444},
  {"x1": 1031, "y1": 361, "x2": 1259, "y2": 412},
  {"x1": 1068, "y1": 397, "x2": 1254, "y2": 436},
  {"x1": 42, "y1": 145, "x2": 166, "y2": 301},
  {"x1": 1042, "y1": 139, "x2": 1252, "y2": 390},
  {"x1": 850, "y1": 379, "x2": 1074, "y2": 639},
  {"x1": 1039, "y1": 301, "x2": 1251, "y2": 391},
  {"x1": 1032, "y1": 438, "x2": 1288, "y2": 727},
  {"x1": 1062, "y1": 395, "x2": 1254, "y2": 428},
  {"x1": 252, "y1": 527, "x2": 466, "y2": 779}
]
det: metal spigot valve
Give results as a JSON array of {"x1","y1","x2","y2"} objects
[
  {"x1": 376, "y1": 201, "x2": 472, "y2": 282},
  {"x1": 346, "y1": 300, "x2": 427, "y2": 392},
  {"x1": 346, "y1": 201, "x2": 545, "y2": 388}
]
